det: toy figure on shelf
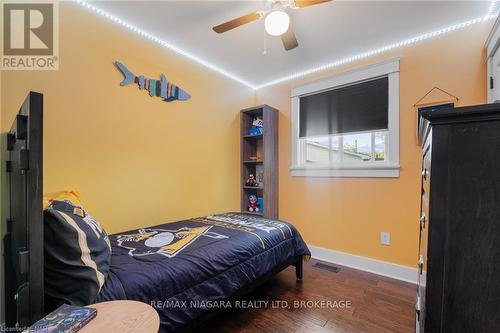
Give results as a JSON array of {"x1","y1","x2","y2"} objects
[
  {"x1": 255, "y1": 164, "x2": 264, "y2": 187},
  {"x1": 248, "y1": 195, "x2": 260, "y2": 212},
  {"x1": 245, "y1": 174, "x2": 258, "y2": 187},
  {"x1": 253, "y1": 117, "x2": 263, "y2": 127},
  {"x1": 248, "y1": 116, "x2": 264, "y2": 135}
]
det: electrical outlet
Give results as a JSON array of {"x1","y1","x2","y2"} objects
[{"x1": 380, "y1": 232, "x2": 391, "y2": 246}]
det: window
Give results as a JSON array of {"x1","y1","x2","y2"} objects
[{"x1": 291, "y1": 59, "x2": 400, "y2": 177}]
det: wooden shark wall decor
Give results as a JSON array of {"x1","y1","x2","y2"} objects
[{"x1": 114, "y1": 61, "x2": 191, "y2": 102}]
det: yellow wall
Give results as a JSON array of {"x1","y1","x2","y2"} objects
[
  {"x1": 1, "y1": 3, "x2": 255, "y2": 234},
  {"x1": 255, "y1": 22, "x2": 490, "y2": 267}
]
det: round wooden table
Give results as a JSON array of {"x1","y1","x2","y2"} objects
[{"x1": 80, "y1": 300, "x2": 160, "y2": 333}]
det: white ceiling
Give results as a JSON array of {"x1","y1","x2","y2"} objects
[{"x1": 89, "y1": 1, "x2": 493, "y2": 87}]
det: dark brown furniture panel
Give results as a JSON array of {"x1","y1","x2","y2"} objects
[
  {"x1": 417, "y1": 103, "x2": 500, "y2": 332},
  {"x1": 4, "y1": 92, "x2": 44, "y2": 328}
]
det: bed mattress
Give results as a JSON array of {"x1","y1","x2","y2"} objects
[{"x1": 96, "y1": 213, "x2": 310, "y2": 332}]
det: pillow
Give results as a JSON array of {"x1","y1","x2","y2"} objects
[
  {"x1": 43, "y1": 190, "x2": 82, "y2": 209},
  {"x1": 44, "y1": 199, "x2": 111, "y2": 308}
]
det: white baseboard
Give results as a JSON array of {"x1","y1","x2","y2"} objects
[{"x1": 308, "y1": 245, "x2": 422, "y2": 284}]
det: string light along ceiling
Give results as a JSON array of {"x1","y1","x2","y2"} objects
[{"x1": 76, "y1": 0, "x2": 499, "y2": 90}]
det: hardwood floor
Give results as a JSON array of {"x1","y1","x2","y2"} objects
[{"x1": 200, "y1": 259, "x2": 415, "y2": 333}]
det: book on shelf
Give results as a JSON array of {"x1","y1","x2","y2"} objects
[
  {"x1": 26, "y1": 303, "x2": 97, "y2": 333},
  {"x1": 257, "y1": 197, "x2": 264, "y2": 212}
]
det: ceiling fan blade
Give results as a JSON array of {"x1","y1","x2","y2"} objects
[
  {"x1": 293, "y1": 0, "x2": 332, "y2": 8},
  {"x1": 213, "y1": 11, "x2": 262, "y2": 33},
  {"x1": 281, "y1": 25, "x2": 299, "y2": 51}
]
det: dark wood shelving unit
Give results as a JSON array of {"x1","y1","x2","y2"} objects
[
  {"x1": 246, "y1": 211, "x2": 264, "y2": 216},
  {"x1": 243, "y1": 186, "x2": 264, "y2": 190},
  {"x1": 242, "y1": 134, "x2": 263, "y2": 139},
  {"x1": 243, "y1": 160, "x2": 263, "y2": 164},
  {"x1": 240, "y1": 104, "x2": 279, "y2": 219}
]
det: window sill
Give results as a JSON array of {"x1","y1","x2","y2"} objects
[{"x1": 290, "y1": 163, "x2": 400, "y2": 178}]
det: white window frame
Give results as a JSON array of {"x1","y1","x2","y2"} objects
[{"x1": 290, "y1": 58, "x2": 400, "y2": 178}]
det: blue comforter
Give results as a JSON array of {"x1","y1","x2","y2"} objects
[{"x1": 96, "y1": 213, "x2": 310, "y2": 332}]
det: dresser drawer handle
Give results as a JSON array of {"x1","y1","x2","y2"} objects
[{"x1": 420, "y1": 214, "x2": 427, "y2": 229}]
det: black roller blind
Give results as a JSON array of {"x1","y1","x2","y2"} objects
[{"x1": 299, "y1": 77, "x2": 388, "y2": 138}]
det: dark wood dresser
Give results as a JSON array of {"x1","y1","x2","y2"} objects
[{"x1": 416, "y1": 103, "x2": 500, "y2": 332}]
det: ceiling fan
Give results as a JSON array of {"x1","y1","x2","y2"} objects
[{"x1": 212, "y1": 0, "x2": 332, "y2": 51}]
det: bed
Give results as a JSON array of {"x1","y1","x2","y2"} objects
[{"x1": 4, "y1": 92, "x2": 310, "y2": 332}]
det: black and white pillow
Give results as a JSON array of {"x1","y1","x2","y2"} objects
[{"x1": 44, "y1": 200, "x2": 111, "y2": 307}]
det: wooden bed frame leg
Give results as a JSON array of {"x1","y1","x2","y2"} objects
[{"x1": 295, "y1": 256, "x2": 303, "y2": 281}]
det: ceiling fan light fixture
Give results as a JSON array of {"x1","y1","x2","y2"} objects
[{"x1": 264, "y1": 10, "x2": 290, "y2": 36}]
